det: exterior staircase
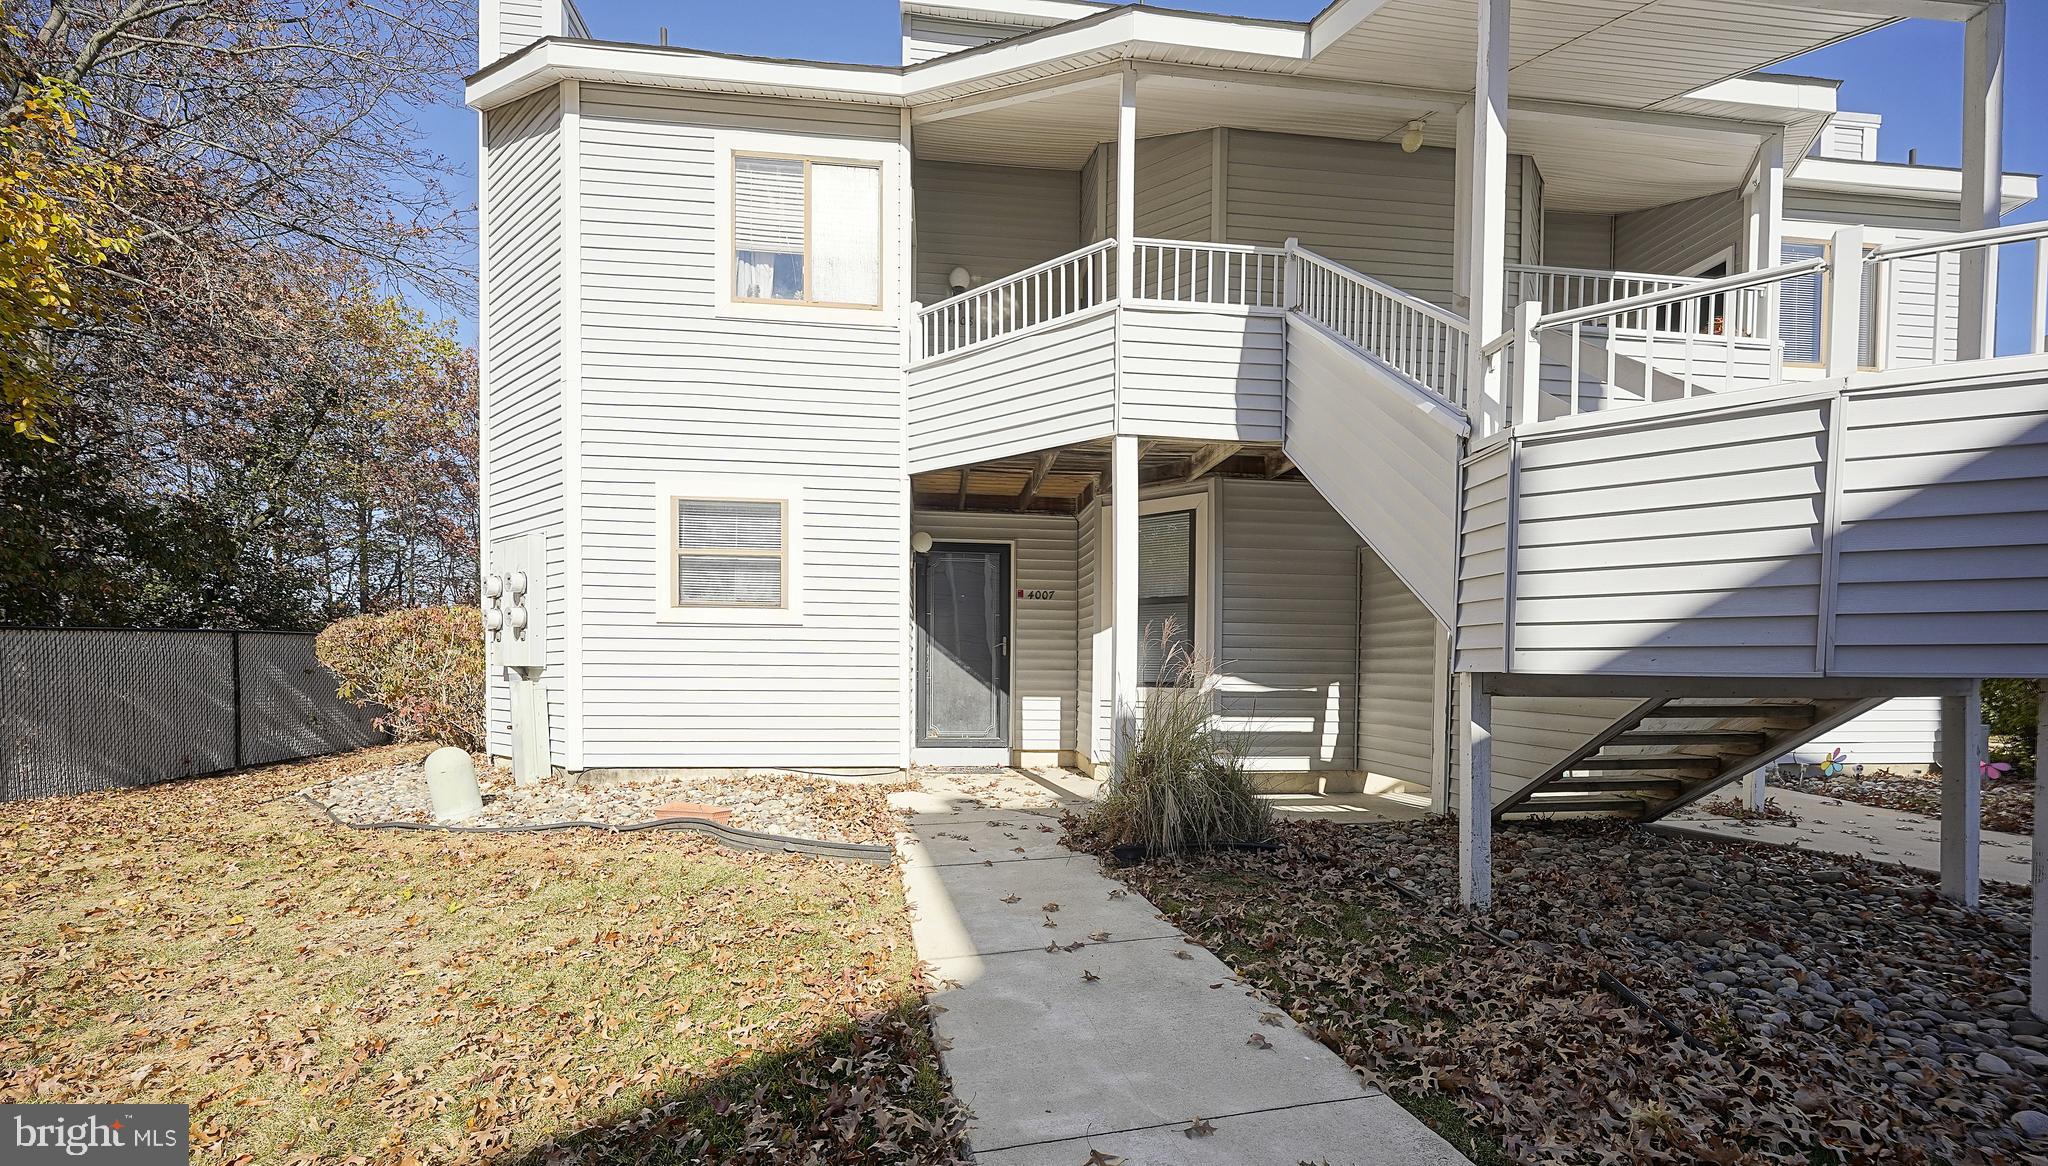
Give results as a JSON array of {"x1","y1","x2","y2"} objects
[{"x1": 1492, "y1": 696, "x2": 1886, "y2": 822}]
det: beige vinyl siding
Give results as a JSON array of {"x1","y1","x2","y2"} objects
[
  {"x1": 1285, "y1": 321, "x2": 1462, "y2": 624},
  {"x1": 913, "y1": 510, "x2": 1080, "y2": 754},
  {"x1": 1787, "y1": 190, "x2": 1962, "y2": 368},
  {"x1": 908, "y1": 307, "x2": 1117, "y2": 474},
  {"x1": 1357, "y1": 545, "x2": 1438, "y2": 791},
  {"x1": 1509, "y1": 397, "x2": 1831, "y2": 677},
  {"x1": 1095, "y1": 131, "x2": 1218, "y2": 246},
  {"x1": 1487, "y1": 696, "x2": 1643, "y2": 809},
  {"x1": 1217, "y1": 478, "x2": 1362, "y2": 774},
  {"x1": 1119, "y1": 307, "x2": 1285, "y2": 442},
  {"x1": 1453, "y1": 441, "x2": 1510, "y2": 673},
  {"x1": 1830, "y1": 370, "x2": 2048, "y2": 676},
  {"x1": 574, "y1": 84, "x2": 907, "y2": 768},
  {"x1": 1788, "y1": 697, "x2": 1941, "y2": 766},
  {"x1": 481, "y1": 87, "x2": 568, "y2": 763},
  {"x1": 1225, "y1": 132, "x2": 1456, "y2": 305},
  {"x1": 1546, "y1": 212, "x2": 1616, "y2": 270},
  {"x1": 914, "y1": 161, "x2": 1080, "y2": 303},
  {"x1": 1613, "y1": 189, "x2": 1744, "y2": 276},
  {"x1": 902, "y1": 13, "x2": 1027, "y2": 64}
]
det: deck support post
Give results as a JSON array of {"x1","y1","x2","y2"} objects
[
  {"x1": 1748, "y1": 129, "x2": 1784, "y2": 371},
  {"x1": 1457, "y1": 672, "x2": 1493, "y2": 909},
  {"x1": 1115, "y1": 66, "x2": 1136, "y2": 303},
  {"x1": 1459, "y1": 0, "x2": 1510, "y2": 437},
  {"x1": 1958, "y1": 0, "x2": 2004, "y2": 361},
  {"x1": 2031, "y1": 680, "x2": 2046, "y2": 1020},
  {"x1": 1939, "y1": 683, "x2": 1982, "y2": 909},
  {"x1": 1109, "y1": 434, "x2": 1140, "y2": 780}
]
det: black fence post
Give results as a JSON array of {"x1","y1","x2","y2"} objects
[{"x1": 231, "y1": 630, "x2": 244, "y2": 770}]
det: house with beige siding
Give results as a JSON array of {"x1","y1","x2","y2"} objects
[{"x1": 467, "y1": 0, "x2": 2048, "y2": 919}]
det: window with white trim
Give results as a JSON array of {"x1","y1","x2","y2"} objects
[
  {"x1": 733, "y1": 154, "x2": 882, "y2": 308},
  {"x1": 1138, "y1": 509, "x2": 1196, "y2": 685},
  {"x1": 673, "y1": 497, "x2": 787, "y2": 608},
  {"x1": 1781, "y1": 237, "x2": 1879, "y2": 368}
]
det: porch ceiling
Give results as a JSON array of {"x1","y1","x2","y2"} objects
[{"x1": 909, "y1": 439, "x2": 1291, "y2": 514}]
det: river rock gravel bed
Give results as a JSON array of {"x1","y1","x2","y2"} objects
[
  {"x1": 1098, "y1": 815, "x2": 2047, "y2": 1165},
  {"x1": 309, "y1": 757, "x2": 907, "y2": 844}
]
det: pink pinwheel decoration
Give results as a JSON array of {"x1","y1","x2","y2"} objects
[{"x1": 1979, "y1": 759, "x2": 2012, "y2": 782}]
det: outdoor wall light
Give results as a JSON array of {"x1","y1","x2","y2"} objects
[
  {"x1": 1400, "y1": 119, "x2": 1427, "y2": 153},
  {"x1": 948, "y1": 266, "x2": 972, "y2": 293},
  {"x1": 911, "y1": 530, "x2": 935, "y2": 554}
]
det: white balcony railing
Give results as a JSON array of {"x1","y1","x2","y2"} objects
[
  {"x1": 1867, "y1": 218, "x2": 2048, "y2": 362},
  {"x1": 1130, "y1": 238, "x2": 1289, "y2": 309},
  {"x1": 1506, "y1": 263, "x2": 1768, "y2": 339},
  {"x1": 1292, "y1": 242, "x2": 1472, "y2": 407},
  {"x1": 914, "y1": 239, "x2": 1116, "y2": 362}
]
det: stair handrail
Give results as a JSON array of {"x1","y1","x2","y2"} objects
[
  {"x1": 1865, "y1": 218, "x2": 2048, "y2": 360},
  {"x1": 914, "y1": 238, "x2": 1118, "y2": 363},
  {"x1": 1285, "y1": 240, "x2": 1473, "y2": 409}
]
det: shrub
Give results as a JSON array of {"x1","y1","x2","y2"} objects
[
  {"x1": 1982, "y1": 679, "x2": 2039, "y2": 781},
  {"x1": 316, "y1": 606, "x2": 484, "y2": 751},
  {"x1": 1080, "y1": 627, "x2": 1271, "y2": 856}
]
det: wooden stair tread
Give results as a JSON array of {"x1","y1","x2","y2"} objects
[
  {"x1": 1571, "y1": 755, "x2": 1722, "y2": 771},
  {"x1": 1651, "y1": 703, "x2": 1817, "y2": 722},
  {"x1": 1610, "y1": 730, "x2": 1768, "y2": 747}
]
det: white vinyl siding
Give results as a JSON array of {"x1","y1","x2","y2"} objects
[
  {"x1": 1612, "y1": 189, "x2": 1743, "y2": 277},
  {"x1": 1118, "y1": 307, "x2": 1285, "y2": 443},
  {"x1": 1102, "y1": 131, "x2": 1217, "y2": 244},
  {"x1": 1786, "y1": 190, "x2": 1964, "y2": 369},
  {"x1": 907, "y1": 307, "x2": 1117, "y2": 474},
  {"x1": 481, "y1": 86, "x2": 569, "y2": 765},
  {"x1": 574, "y1": 84, "x2": 906, "y2": 768},
  {"x1": 1453, "y1": 442, "x2": 1510, "y2": 674},
  {"x1": 914, "y1": 510, "x2": 1080, "y2": 755},
  {"x1": 1357, "y1": 545, "x2": 1439, "y2": 792},
  {"x1": 914, "y1": 161, "x2": 1080, "y2": 303},
  {"x1": 901, "y1": 13, "x2": 1029, "y2": 64},
  {"x1": 1546, "y1": 212, "x2": 1616, "y2": 270},
  {"x1": 1216, "y1": 478, "x2": 1363, "y2": 775},
  {"x1": 1787, "y1": 697, "x2": 1941, "y2": 767},
  {"x1": 497, "y1": 0, "x2": 543, "y2": 57}
]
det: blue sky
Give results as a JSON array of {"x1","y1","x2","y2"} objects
[{"x1": 424, "y1": 1, "x2": 2046, "y2": 351}]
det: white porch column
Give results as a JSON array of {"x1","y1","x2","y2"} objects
[
  {"x1": 2031, "y1": 680, "x2": 2046, "y2": 1020},
  {"x1": 1742, "y1": 767, "x2": 1767, "y2": 812},
  {"x1": 1116, "y1": 66, "x2": 1136, "y2": 302},
  {"x1": 1110, "y1": 435, "x2": 1141, "y2": 775},
  {"x1": 1958, "y1": 0, "x2": 2004, "y2": 361},
  {"x1": 1754, "y1": 130, "x2": 1785, "y2": 370},
  {"x1": 1458, "y1": 672, "x2": 1493, "y2": 909},
  {"x1": 1459, "y1": 0, "x2": 1510, "y2": 433},
  {"x1": 1939, "y1": 683, "x2": 1983, "y2": 908}
]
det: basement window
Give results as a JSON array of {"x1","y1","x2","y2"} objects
[{"x1": 733, "y1": 154, "x2": 882, "y2": 308}]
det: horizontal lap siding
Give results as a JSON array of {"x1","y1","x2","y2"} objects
[
  {"x1": 1831, "y1": 374, "x2": 2048, "y2": 676},
  {"x1": 902, "y1": 14, "x2": 1024, "y2": 64},
  {"x1": 576, "y1": 85, "x2": 907, "y2": 768},
  {"x1": 1104, "y1": 132, "x2": 1216, "y2": 243},
  {"x1": 482, "y1": 88, "x2": 566, "y2": 760},
  {"x1": 1454, "y1": 442, "x2": 1510, "y2": 673},
  {"x1": 1789, "y1": 697, "x2": 1942, "y2": 766},
  {"x1": 908, "y1": 309, "x2": 1117, "y2": 473},
  {"x1": 912, "y1": 510, "x2": 1079, "y2": 754},
  {"x1": 1286, "y1": 323, "x2": 1461, "y2": 623},
  {"x1": 914, "y1": 161, "x2": 1080, "y2": 304},
  {"x1": 1488, "y1": 695, "x2": 1642, "y2": 808},
  {"x1": 498, "y1": 0, "x2": 543, "y2": 56},
  {"x1": 1510, "y1": 398, "x2": 1831, "y2": 676},
  {"x1": 1787, "y1": 192, "x2": 1961, "y2": 369},
  {"x1": 1613, "y1": 190, "x2": 1742, "y2": 276},
  {"x1": 1219, "y1": 479, "x2": 1362, "y2": 773},
  {"x1": 1120, "y1": 308, "x2": 1284, "y2": 441},
  {"x1": 1359, "y1": 545, "x2": 1437, "y2": 790},
  {"x1": 1546, "y1": 212, "x2": 1615, "y2": 270}
]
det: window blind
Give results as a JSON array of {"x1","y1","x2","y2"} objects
[
  {"x1": 1137, "y1": 510, "x2": 1195, "y2": 684},
  {"x1": 1780, "y1": 240, "x2": 1825, "y2": 365},
  {"x1": 735, "y1": 157, "x2": 805, "y2": 300},
  {"x1": 676, "y1": 498, "x2": 785, "y2": 607}
]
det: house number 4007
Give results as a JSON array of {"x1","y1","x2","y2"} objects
[{"x1": 1018, "y1": 589, "x2": 1056, "y2": 600}]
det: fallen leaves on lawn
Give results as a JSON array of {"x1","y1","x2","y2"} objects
[
  {"x1": 1184, "y1": 1116, "x2": 1216, "y2": 1138},
  {"x1": 1081, "y1": 969, "x2": 1100, "y2": 983},
  {"x1": 1, "y1": 745, "x2": 970, "y2": 1165},
  {"x1": 1245, "y1": 1034, "x2": 1272, "y2": 1050}
]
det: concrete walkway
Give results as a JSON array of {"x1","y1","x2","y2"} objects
[
  {"x1": 1660, "y1": 786, "x2": 2033, "y2": 887},
  {"x1": 893, "y1": 769, "x2": 1465, "y2": 1166}
]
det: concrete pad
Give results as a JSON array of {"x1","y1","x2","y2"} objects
[
  {"x1": 901, "y1": 854, "x2": 1182, "y2": 960},
  {"x1": 1660, "y1": 786, "x2": 2032, "y2": 887},
  {"x1": 899, "y1": 812, "x2": 1077, "y2": 867},
  {"x1": 973, "y1": 1094, "x2": 1469, "y2": 1166},
  {"x1": 929, "y1": 936, "x2": 1372, "y2": 1148}
]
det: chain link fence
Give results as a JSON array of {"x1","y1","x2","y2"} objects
[{"x1": 0, "y1": 628, "x2": 389, "y2": 802}]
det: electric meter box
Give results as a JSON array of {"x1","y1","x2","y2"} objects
[{"x1": 484, "y1": 533, "x2": 548, "y2": 668}]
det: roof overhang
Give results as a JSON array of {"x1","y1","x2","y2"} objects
[{"x1": 1790, "y1": 157, "x2": 2038, "y2": 215}]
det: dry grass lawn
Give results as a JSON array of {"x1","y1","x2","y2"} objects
[{"x1": 0, "y1": 745, "x2": 964, "y2": 1165}]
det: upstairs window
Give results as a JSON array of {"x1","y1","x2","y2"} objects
[
  {"x1": 1781, "y1": 237, "x2": 1878, "y2": 369},
  {"x1": 674, "y1": 498, "x2": 786, "y2": 608},
  {"x1": 733, "y1": 154, "x2": 882, "y2": 308}
]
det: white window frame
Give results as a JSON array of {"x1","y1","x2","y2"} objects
[
  {"x1": 714, "y1": 131, "x2": 899, "y2": 326},
  {"x1": 1097, "y1": 484, "x2": 1218, "y2": 689},
  {"x1": 1781, "y1": 230, "x2": 1884, "y2": 373},
  {"x1": 653, "y1": 473, "x2": 805, "y2": 625}
]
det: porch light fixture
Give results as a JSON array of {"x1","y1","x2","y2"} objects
[
  {"x1": 911, "y1": 530, "x2": 935, "y2": 554},
  {"x1": 1400, "y1": 119, "x2": 1427, "y2": 153},
  {"x1": 947, "y1": 266, "x2": 972, "y2": 293}
]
